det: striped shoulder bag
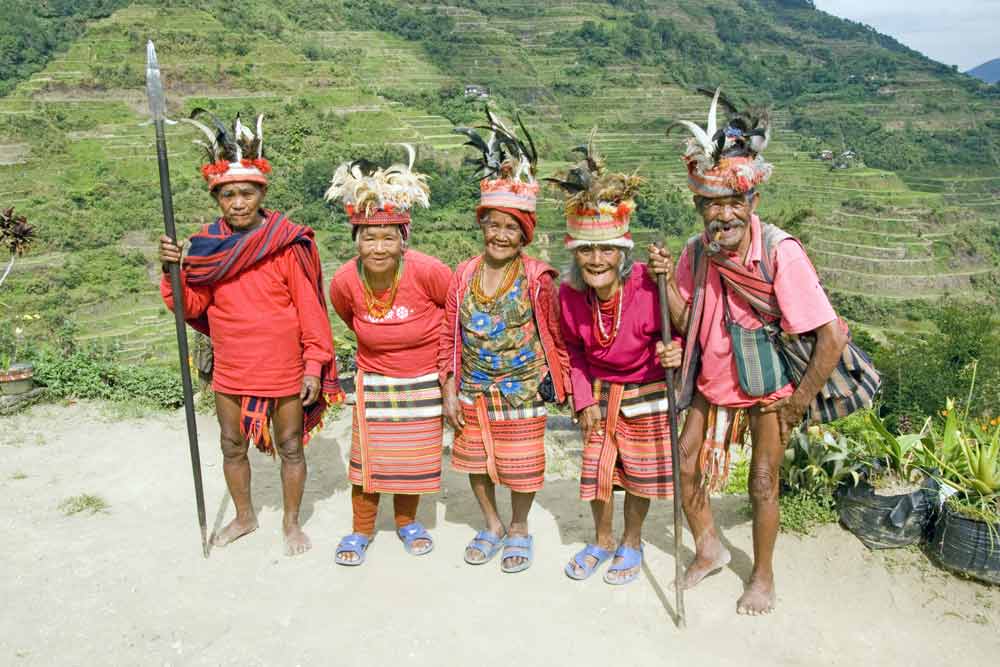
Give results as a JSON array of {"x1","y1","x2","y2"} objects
[{"x1": 707, "y1": 224, "x2": 881, "y2": 424}]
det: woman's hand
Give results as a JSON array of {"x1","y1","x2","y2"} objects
[
  {"x1": 655, "y1": 340, "x2": 682, "y2": 369},
  {"x1": 442, "y1": 379, "x2": 464, "y2": 431},
  {"x1": 159, "y1": 234, "x2": 184, "y2": 271},
  {"x1": 577, "y1": 404, "x2": 604, "y2": 442}
]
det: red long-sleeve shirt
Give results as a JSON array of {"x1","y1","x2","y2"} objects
[
  {"x1": 160, "y1": 246, "x2": 334, "y2": 397},
  {"x1": 329, "y1": 250, "x2": 451, "y2": 377}
]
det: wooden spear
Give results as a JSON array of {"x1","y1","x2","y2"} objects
[{"x1": 145, "y1": 41, "x2": 209, "y2": 558}]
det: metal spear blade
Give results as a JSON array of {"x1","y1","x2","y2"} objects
[{"x1": 145, "y1": 40, "x2": 165, "y2": 122}]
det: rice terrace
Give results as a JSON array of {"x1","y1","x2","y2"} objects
[{"x1": 1, "y1": 1, "x2": 998, "y2": 665}]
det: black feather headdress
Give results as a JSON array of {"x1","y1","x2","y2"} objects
[
  {"x1": 455, "y1": 107, "x2": 541, "y2": 213},
  {"x1": 544, "y1": 129, "x2": 643, "y2": 217},
  {"x1": 668, "y1": 87, "x2": 773, "y2": 196},
  {"x1": 454, "y1": 108, "x2": 538, "y2": 184},
  {"x1": 182, "y1": 109, "x2": 271, "y2": 186}
]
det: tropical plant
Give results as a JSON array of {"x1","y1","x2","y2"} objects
[
  {"x1": 781, "y1": 425, "x2": 865, "y2": 495},
  {"x1": 851, "y1": 409, "x2": 928, "y2": 483},
  {"x1": 920, "y1": 398, "x2": 1000, "y2": 527}
]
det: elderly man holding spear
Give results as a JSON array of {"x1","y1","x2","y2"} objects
[{"x1": 148, "y1": 43, "x2": 343, "y2": 558}]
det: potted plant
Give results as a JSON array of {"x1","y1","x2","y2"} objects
[
  {"x1": 922, "y1": 399, "x2": 1000, "y2": 585},
  {"x1": 0, "y1": 317, "x2": 38, "y2": 396},
  {"x1": 0, "y1": 207, "x2": 37, "y2": 398},
  {"x1": 834, "y1": 410, "x2": 937, "y2": 549}
]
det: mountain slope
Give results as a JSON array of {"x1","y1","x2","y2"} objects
[
  {"x1": 967, "y1": 58, "x2": 1000, "y2": 84},
  {"x1": 0, "y1": 1, "x2": 997, "y2": 363}
]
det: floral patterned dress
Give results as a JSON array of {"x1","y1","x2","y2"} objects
[{"x1": 459, "y1": 272, "x2": 547, "y2": 417}]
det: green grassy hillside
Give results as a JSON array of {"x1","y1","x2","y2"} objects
[{"x1": 1, "y1": 0, "x2": 997, "y2": 364}]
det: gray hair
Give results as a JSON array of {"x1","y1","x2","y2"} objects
[{"x1": 565, "y1": 246, "x2": 634, "y2": 292}]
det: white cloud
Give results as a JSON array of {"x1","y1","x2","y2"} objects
[{"x1": 813, "y1": 0, "x2": 1000, "y2": 70}]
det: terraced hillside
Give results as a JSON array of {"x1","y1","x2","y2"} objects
[{"x1": 0, "y1": 1, "x2": 997, "y2": 363}]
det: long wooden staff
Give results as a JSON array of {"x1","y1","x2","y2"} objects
[
  {"x1": 655, "y1": 241, "x2": 686, "y2": 627},
  {"x1": 146, "y1": 41, "x2": 209, "y2": 558}
]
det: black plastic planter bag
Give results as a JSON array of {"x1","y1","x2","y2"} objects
[
  {"x1": 835, "y1": 477, "x2": 936, "y2": 549},
  {"x1": 929, "y1": 502, "x2": 1000, "y2": 586}
]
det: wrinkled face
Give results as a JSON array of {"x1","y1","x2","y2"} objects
[
  {"x1": 697, "y1": 192, "x2": 759, "y2": 251},
  {"x1": 479, "y1": 209, "x2": 524, "y2": 264},
  {"x1": 214, "y1": 182, "x2": 265, "y2": 230},
  {"x1": 357, "y1": 225, "x2": 404, "y2": 276},
  {"x1": 574, "y1": 244, "x2": 623, "y2": 294}
]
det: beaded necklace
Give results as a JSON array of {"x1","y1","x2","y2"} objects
[
  {"x1": 360, "y1": 257, "x2": 402, "y2": 320},
  {"x1": 471, "y1": 256, "x2": 522, "y2": 310},
  {"x1": 591, "y1": 284, "x2": 623, "y2": 347}
]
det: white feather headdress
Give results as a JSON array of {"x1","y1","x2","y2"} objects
[{"x1": 325, "y1": 144, "x2": 430, "y2": 219}]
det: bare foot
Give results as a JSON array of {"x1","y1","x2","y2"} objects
[
  {"x1": 283, "y1": 524, "x2": 312, "y2": 557},
  {"x1": 211, "y1": 516, "x2": 258, "y2": 547},
  {"x1": 677, "y1": 536, "x2": 731, "y2": 590},
  {"x1": 736, "y1": 576, "x2": 776, "y2": 616}
]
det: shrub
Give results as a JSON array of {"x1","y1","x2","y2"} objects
[{"x1": 30, "y1": 346, "x2": 183, "y2": 409}]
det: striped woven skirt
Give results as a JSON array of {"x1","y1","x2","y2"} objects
[
  {"x1": 350, "y1": 370, "x2": 443, "y2": 494},
  {"x1": 452, "y1": 386, "x2": 547, "y2": 493},
  {"x1": 580, "y1": 379, "x2": 674, "y2": 502}
]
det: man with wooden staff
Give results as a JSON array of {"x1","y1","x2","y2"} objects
[
  {"x1": 158, "y1": 110, "x2": 343, "y2": 557},
  {"x1": 649, "y1": 90, "x2": 850, "y2": 614}
]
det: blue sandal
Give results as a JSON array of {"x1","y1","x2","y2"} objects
[
  {"x1": 464, "y1": 530, "x2": 506, "y2": 565},
  {"x1": 603, "y1": 543, "x2": 643, "y2": 585},
  {"x1": 501, "y1": 535, "x2": 534, "y2": 574},
  {"x1": 565, "y1": 544, "x2": 614, "y2": 581},
  {"x1": 335, "y1": 533, "x2": 371, "y2": 566},
  {"x1": 398, "y1": 521, "x2": 434, "y2": 556}
]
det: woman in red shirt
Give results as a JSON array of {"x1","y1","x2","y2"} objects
[{"x1": 326, "y1": 148, "x2": 451, "y2": 565}]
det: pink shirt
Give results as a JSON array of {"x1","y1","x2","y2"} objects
[
  {"x1": 559, "y1": 264, "x2": 667, "y2": 412},
  {"x1": 675, "y1": 216, "x2": 837, "y2": 408}
]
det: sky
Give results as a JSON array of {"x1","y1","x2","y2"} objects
[{"x1": 813, "y1": 0, "x2": 1000, "y2": 71}]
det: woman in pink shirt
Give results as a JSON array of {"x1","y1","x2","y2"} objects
[{"x1": 551, "y1": 144, "x2": 681, "y2": 586}]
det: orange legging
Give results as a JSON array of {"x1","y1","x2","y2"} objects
[{"x1": 351, "y1": 485, "x2": 420, "y2": 535}]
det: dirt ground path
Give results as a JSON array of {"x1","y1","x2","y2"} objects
[{"x1": 1, "y1": 402, "x2": 998, "y2": 666}]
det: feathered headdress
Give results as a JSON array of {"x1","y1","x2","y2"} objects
[
  {"x1": 669, "y1": 87, "x2": 773, "y2": 198},
  {"x1": 182, "y1": 109, "x2": 271, "y2": 190},
  {"x1": 454, "y1": 108, "x2": 540, "y2": 213},
  {"x1": 545, "y1": 130, "x2": 643, "y2": 248},
  {"x1": 0, "y1": 207, "x2": 34, "y2": 257},
  {"x1": 324, "y1": 144, "x2": 430, "y2": 229}
]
